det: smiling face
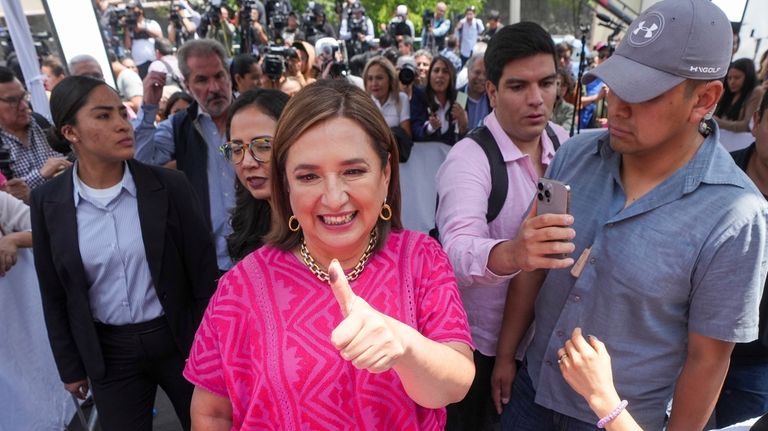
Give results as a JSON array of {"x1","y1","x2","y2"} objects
[
  {"x1": 0, "y1": 79, "x2": 31, "y2": 132},
  {"x1": 62, "y1": 85, "x2": 134, "y2": 165},
  {"x1": 185, "y1": 52, "x2": 232, "y2": 118},
  {"x1": 415, "y1": 55, "x2": 430, "y2": 82},
  {"x1": 487, "y1": 53, "x2": 557, "y2": 147},
  {"x1": 364, "y1": 64, "x2": 390, "y2": 103},
  {"x1": 229, "y1": 105, "x2": 276, "y2": 200},
  {"x1": 285, "y1": 116, "x2": 390, "y2": 266}
]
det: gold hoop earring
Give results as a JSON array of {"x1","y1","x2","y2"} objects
[
  {"x1": 288, "y1": 215, "x2": 301, "y2": 232},
  {"x1": 379, "y1": 203, "x2": 392, "y2": 221}
]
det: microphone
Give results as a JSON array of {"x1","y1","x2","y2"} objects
[{"x1": 596, "y1": 13, "x2": 613, "y2": 24}]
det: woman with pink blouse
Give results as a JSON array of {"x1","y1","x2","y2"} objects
[{"x1": 184, "y1": 79, "x2": 475, "y2": 430}]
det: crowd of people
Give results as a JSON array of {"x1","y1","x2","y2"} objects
[{"x1": 3, "y1": 0, "x2": 768, "y2": 430}]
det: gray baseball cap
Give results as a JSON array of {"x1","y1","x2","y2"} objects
[{"x1": 584, "y1": 0, "x2": 732, "y2": 103}]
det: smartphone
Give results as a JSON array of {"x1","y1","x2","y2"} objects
[
  {"x1": 456, "y1": 91, "x2": 468, "y2": 110},
  {"x1": 536, "y1": 178, "x2": 571, "y2": 216},
  {"x1": 537, "y1": 178, "x2": 571, "y2": 259}
]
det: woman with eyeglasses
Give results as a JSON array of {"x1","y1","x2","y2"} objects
[{"x1": 220, "y1": 89, "x2": 289, "y2": 262}]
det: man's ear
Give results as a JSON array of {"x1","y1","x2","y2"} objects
[
  {"x1": 690, "y1": 80, "x2": 723, "y2": 125},
  {"x1": 486, "y1": 80, "x2": 498, "y2": 109}
]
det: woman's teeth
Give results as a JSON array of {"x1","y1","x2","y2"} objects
[{"x1": 322, "y1": 213, "x2": 355, "y2": 225}]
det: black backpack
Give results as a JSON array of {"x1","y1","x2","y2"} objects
[{"x1": 429, "y1": 124, "x2": 561, "y2": 241}]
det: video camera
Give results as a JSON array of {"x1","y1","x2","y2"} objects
[
  {"x1": 262, "y1": 45, "x2": 298, "y2": 81},
  {"x1": 0, "y1": 147, "x2": 13, "y2": 180},
  {"x1": 316, "y1": 37, "x2": 347, "y2": 78},
  {"x1": 388, "y1": 16, "x2": 410, "y2": 37},
  {"x1": 266, "y1": 0, "x2": 290, "y2": 32},
  {"x1": 422, "y1": 9, "x2": 434, "y2": 30}
]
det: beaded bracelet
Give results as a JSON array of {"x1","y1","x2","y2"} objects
[{"x1": 596, "y1": 400, "x2": 628, "y2": 428}]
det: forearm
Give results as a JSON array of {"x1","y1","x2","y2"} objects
[
  {"x1": 496, "y1": 270, "x2": 544, "y2": 361},
  {"x1": 391, "y1": 320, "x2": 474, "y2": 408},
  {"x1": 192, "y1": 416, "x2": 232, "y2": 431},
  {"x1": 4, "y1": 231, "x2": 31, "y2": 248},
  {"x1": 587, "y1": 392, "x2": 642, "y2": 431},
  {"x1": 666, "y1": 337, "x2": 733, "y2": 431},
  {"x1": 487, "y1": 240, "x2": 520, "y2": 276}
]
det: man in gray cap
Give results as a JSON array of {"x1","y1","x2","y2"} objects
[{"x1": 499, "y1": 1, "x2": 768, "y2": 430}]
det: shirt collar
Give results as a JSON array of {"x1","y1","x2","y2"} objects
[
  {"x1": 595, "y1": 121, "x2": 744, "y2": 194},
  {"x1": 72, "y1": 161, "x2": 136, "y2": 206},
  {"x1": 484, "y1": 109, "x2": 557, "y2": 164}
]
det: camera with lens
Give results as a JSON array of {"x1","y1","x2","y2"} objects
[
  {"x1": 398, "y1": 62, "x2": 416, "y2": 86},
  {"x1": 266, "y1": 0, "x2": 290, "y2": 32},
  {"x1": 262, "y1": 45, "x2": 298, "y2": 81},
  {"x1": 422, "y1": 9, "x2": 434, "y2": 30},
  {"x1": 0, "y1": 147, "x2": 13, "y2": 180},
  {"x1": 108, "y1": 7, "x2": 127, "y2": 28},
  {"x1": 125, "y1": 10, "x2": 138, "y2": 28},
  {"x1": 387, "y1": 16, "x2": 410, "y2": 37}
]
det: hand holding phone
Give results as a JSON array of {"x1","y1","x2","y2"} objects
[{"x1": 536, "y1": 178, "x2": 571, "y2": 216}]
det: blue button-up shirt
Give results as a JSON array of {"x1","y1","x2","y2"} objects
[
  {"x1": 73, "y1": 163, "x2": 163, "y2": 325},
  {"x1": 134, "y1": 104, "x2": 235, "y2": 270},
  {"x1": 527, "y1": 126, "x2": 768, "y2": 430}
]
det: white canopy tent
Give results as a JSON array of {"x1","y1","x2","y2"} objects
[{"x1": 0, "y1": 0, "x2": 49, "y2": 118}]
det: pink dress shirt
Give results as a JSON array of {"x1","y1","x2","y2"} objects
[{"x1": 435, "y1": 111, "x2": 569, "y2": 356}]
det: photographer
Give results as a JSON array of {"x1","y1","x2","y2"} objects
[
  {"x1": 387, "y1": 5, "x2": 415, "y2": 38},
  {"x1": 198, "y1": 2, "x2": 235, "y2": 56},
  {"x1": 421, "y1": 2, "x2": 450, "y2": 53},
  {"x1": 264, "y1": 0, "x2": 292, "y2": 35},
  {"x1": 281, "y1": 11, "x2": 305, "y2": 46},
  {"x1": 302, "y1": 3, "x2": 336, "y2": 45},
  {"x1": 339, "y1": 3, "x2": 373, "y2": 58},
  {"x1": 122, "y1": 1, "x2": 163, "y2": 79},
  {"x1": 168, "y1": 0, "x2": 200, "y2": 47}
]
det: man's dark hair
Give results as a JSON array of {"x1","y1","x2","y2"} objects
[
  {"x1": 485, "y1": 22, "x2": 557, "y2": 88},
  {"x1": 155, "y1": 38, "x2": 175, "y2": 56},
  {"x1": 0, "y1": 66, "x2": 17, "y2": 84}
]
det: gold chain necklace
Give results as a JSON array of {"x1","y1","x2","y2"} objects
[{"x1": 300, "y1": 231, "x2": 377, "y2": 283}]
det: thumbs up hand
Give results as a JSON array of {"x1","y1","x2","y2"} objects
[{"x1": 329, "y1": 259, "x2": 407, "y2": 373}]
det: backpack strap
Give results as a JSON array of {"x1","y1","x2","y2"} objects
[
  {"x1": 466, "y1": 126, "x2": 507, "y2": 223},
  {"x1": 545, "y1": 123, "x2": 560, "y2": 151}
]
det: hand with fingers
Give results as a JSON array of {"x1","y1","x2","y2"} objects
[
  {"x1": 491, "y1": 357, "x2": 516, "y2": 414},
  {"x1": 558, "y1": 328, "x2": 641, "y2": 430},
  {"x1": 498, "y1": 199, "x2": 576, "y2": 274},
  {"x1": 329, "y1": 259, "x2": 407, "y2": 373},
  {"x1": 0, "y1": 235, "x2": 18, "y2": 276},
  {"x1": 65, "y1": 379, "x2": 89, "y2": 400},
  {"x1": 142, "y1": 71, "x2": 167, "y2": 106}
]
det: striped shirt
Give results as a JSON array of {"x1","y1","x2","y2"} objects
[{"x1": 73, "y1": 162, "x2": 163, "y2": 325}]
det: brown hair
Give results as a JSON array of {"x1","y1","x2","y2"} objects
[
  {"x1": 363, "y1": 56, "x2": 401, "y2": 112},
  {"x1": 264, "y1": 79, "x2": 402, "y2": 251}
]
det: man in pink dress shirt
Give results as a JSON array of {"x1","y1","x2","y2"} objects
[{"x1": 436, "y1": 22, "x2": 572, "y2": 430}]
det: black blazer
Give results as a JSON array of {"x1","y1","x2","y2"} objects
[{"x1": 30, "y1": 159, "x2": 219, "y2": 384}]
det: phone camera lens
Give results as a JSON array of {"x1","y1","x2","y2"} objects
[
  {"x1": 537, "y1": 182, "x2": 543, "y2": 191},
  {"x1": 537, "y1": 193, "x2": 544, "y2": 201},
  {"x1": 544, "y1": 190, "x2": 551, "y2": 198}
]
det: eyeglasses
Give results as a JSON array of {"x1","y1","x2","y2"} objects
[
  {"x1": 0, "y1": 92, "x2": 30, "y2": 109},
  {"x1": 220, "y1": 136, "x2": 272, "y2": 165}
]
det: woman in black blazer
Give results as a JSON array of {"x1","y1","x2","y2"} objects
[{"x1": 30, "y1": 76, "x2": 219, "y2": 431}]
